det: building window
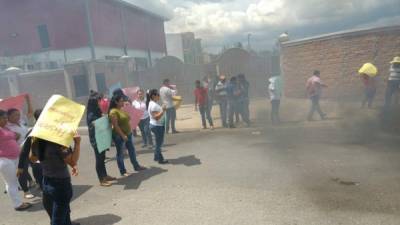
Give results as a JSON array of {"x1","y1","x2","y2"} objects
[
  {"x1": 96, "y1": 73, "x2": 107, "y2": 94},
  {"x1": 37, "y1": 24, "x2": 51, "y2": 49},
  {"x1": 72, "y1": 75, "x2": 89, "y2": 97}
]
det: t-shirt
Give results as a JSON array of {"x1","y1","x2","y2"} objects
[
  {"x1": 109, "y1": 108, "x2": 131, "y2": 136},
  {"x1": 306, "y1": 75, "x2": 323, "y2": 97},
  {"x1": 133, "y1": 100, "x2": 150, "y2": 120},
  {"x1": 160, "y1": 86, "x2": 175, "y2": 109},
  {"x1": 148, "y1": 101, "x2": 163, "y2": 126},
  {"x1": 389, "y1": 64, "x2": 400, "y2": 81},
  {"x1": 40, "y1": 140, "x2": 71, "y2": 179},
  {"x1": 193, "y1": 87, "x2": 208, "y2": 106},
  {"x1": 0, "y1": 127, "x2": 20, "y2": 159},
  {"x1": 6, "y1": 122, "x2": 29, "y2": 145}
]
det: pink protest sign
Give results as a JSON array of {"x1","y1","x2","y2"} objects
[
  {"x1": 0, "y1": 93, "x2": 27, "y2": 111},
  {"x1": 122, "y1": 104, "x2": 143, "y2": 129},
  {"x1": 123, "y1": 87, "x2": 140, "y2": 101}
]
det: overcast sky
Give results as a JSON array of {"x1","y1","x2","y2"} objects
[{"x1": 126, "y1": 0, "x2": 400, "y2": 53}]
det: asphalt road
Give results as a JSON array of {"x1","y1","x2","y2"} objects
[{"x1": 1, "y1": 100, "x2": 400, "y2": 225}]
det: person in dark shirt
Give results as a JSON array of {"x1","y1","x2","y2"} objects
[{"x1": 31, "y1": 135, "x2": 81, "y2": 225}]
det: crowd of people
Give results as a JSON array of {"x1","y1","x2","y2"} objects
[{"x1": 1, "y1": 56, "x2": 399, "y2": 225}]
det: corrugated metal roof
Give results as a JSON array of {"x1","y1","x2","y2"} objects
[{"x1": 282, "y1": 25, "x2": 400, "y2": 47}]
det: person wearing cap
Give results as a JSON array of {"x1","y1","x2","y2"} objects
[
  {"x1": 215, "y1": 75, "x2": 229, "y2": 128},
  {"x1": 306, "y1": 70, "x2": 328, "y2": 121},
  {"x1": 383, "y1": 56, "x2": 400, "y2": 112}
]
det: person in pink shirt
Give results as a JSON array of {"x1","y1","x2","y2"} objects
[
  {"x1": 306, "y1": 70, "x2": 328, "y2": 121},
  {"x1": 0, "y1": 110, "x2": 31, "y2": 211}
]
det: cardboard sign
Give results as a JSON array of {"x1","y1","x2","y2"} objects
[
  {"x1": 122, "y1": 104, "x2": 143, "y2": 129},
  {"x1": 94, "y1": 116, "x2": 112, "y2": 153},
  {"x1": 0, "y1": 93, "x2": 27, "y2": 111},
  {"x1": 30, "y1": 95, "x2": 85, "y2": 147}
]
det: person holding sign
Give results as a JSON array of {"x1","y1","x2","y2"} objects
[
  {"x1": 146, "y1": 89, "x2": 169, "y2": 164},
  {"x1": 87, "y1": 92, "x2": 116, "y2": 187},
  {"x1": 0, "y1": 110, "x2": 32, "y2": 211},
  {"x1": 30, "y1": 135, "x2": 81, "y2": 225},
  {"x1": 109, "y1": 95, "x2": 146, "y2": 177}
]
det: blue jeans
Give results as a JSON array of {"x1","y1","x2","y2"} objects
[
  {"x1": 308, "y1": 95, "x2": 325, "y2": 120},
  {"x1": 42, "y1": 177, "x2": 73, "y2": 225},
  {"x1": 165, "y1": 107, "x2": 177, "y2": 133},
  {"x1": 199, "y1": 104, "x2": 214, "y2": 128},
  {"x1": 150, "y1": 125, "x2": 165, "y2": 162},
  {"x1": 138, "y1": 117, "x2": 153, "y2": 146},
  {"x1": 113, "y1": 133, "x2": 140, "y2": 175}
]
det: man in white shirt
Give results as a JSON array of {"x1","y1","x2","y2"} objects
[{"x1": 159, "y1": 79, "x2": 178, "y2": 134}]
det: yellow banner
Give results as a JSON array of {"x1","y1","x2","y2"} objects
[{"x1": 30, "y1": 95, "x2": 85, "y2": 147}]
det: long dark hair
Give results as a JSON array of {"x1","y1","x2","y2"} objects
[
  {"x1": 146, "y1": 89, "x2": 159, "y2": 109},
  {"x1": 86, "y1": 91, "x2": 102, "y2": 125},
  {"x1": 108, "y1": 94, "x2": 124, "y2": 113}
]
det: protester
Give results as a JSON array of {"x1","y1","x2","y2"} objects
[
  {"x1": 146, "y1": 89, "x2": 169, "y2": 164},
  {"x1": 6, "y1": 95, "x2": 36, "y2": 199},
  {"x1": 160, "y1": 79, "x2": 179, "y2": 134},
  {"x1": 30, "y1": 134, "x2": 81, "y2": 225},
  {"x1": 360, "y1": 73, "x2": 377, "y2": 108},
  {"x1": 109, "y1": 95, "x2": 146, "y2": 176},
  {"x1": 383, "y1": 56, "x2": 400, "y2": 112},
  {"x1": 268, "y1": 76, "x2": 282, "y2": 125},
  {"x1": 306, "y1": 70, "x2": 328, "y2": 121},
  {"x1": 227, "y1": 76, "x2": 250, "y2": 128},
  {"x1": 194, "y1": 80, "x2": 214, "y2": 129},
  {"x1": 0, "y1": 109, "x2": 32, "y2": 211},
  {"x1": 203, "y1": 74, "x2": 218, "y2": 114},
  {"x1": 87, "y1": 92, "x2": 116, "y2": 187},
  {"x1": 133, "y1": 89, "x2": 153, "y2": 148},
  {"x1": 238, "y1": 74, "x2": 251, "y2": 125},
  {"x1": 17, "y1": 109, "x2": 44, "y2": 191},
  {"x1": 215, "y1": 75, "x2": 228, "y2": 128}
]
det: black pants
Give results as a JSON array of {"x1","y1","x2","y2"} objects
[
  {"x1": 199, "y1": 104, "x2": 213, "y2": 128},
  {"x1": 42, "y1": 177, "x2": 73, "y2": 225},
  {"x1": 19, "y1": 160, "x2": 42, "y2": 192},
  {"x1": 92, "y1": 145, "x2": 108, "y2": 182},
  {"x1": 271, "y1": 100, "x2": 281, "y2": 124}
]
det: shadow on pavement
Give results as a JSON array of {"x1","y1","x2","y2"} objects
[
  {"x1": 116, "y1": 167, "x2": 167, "y2": 190},
  {"x1": 169, "y1": 155, "x2": 201, "y2": 167},
  {"x1": 74, "y1": 213, "x2": 122, "y2": 225}
]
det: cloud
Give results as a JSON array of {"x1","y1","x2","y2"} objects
[{"x1": 125, "y1": 0, "x2": 400, "y2": 52}]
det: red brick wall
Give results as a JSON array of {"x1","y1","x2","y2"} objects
[{"x1": 281, "y1": 26, "x2": 400, "y2": 101}]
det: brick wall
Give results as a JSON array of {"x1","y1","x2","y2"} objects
[{"x1": 281, "y1": 26, "x2": 400, "y2": 102}]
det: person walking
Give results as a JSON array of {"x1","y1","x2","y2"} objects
[
  {"x1": 215, "y1": 75, "x2": 228, "y2": 128},
  {"x1": 17, "y1": 109, "x2": 44, "y2": 191},
  {"x1": 6, "y1": 96, "x2": 36, "y2": 199},
  {"x1": 306, "y1": 70, "x2": 328, "y2": 121},
  {"x1": 238, "y1": 74, "x2": 251, "y2": 125},
  {"x1": 0, "y1": 110, "x2": 32, "y2": 211},
  {"x1": 383, "y1": 56, "x2": 400, "y2": 113},
  {"x1": 30, "y1": 134, "x2": 81, "y2": 225},
  {"x1": 160, "y1": 79, "x2": 179, "y2": 134},
  {"x1": 87, "y1": 92, "x2": 116, "y2": 187},
  {"x1": 360, "y1": 73, "x2": 377, "y2": 108},
  {"x1": 146, "y1": 89, "x2": 169, "y2": 164},
  {"x1": 133, "y1": 89, "x2": 153, "y2": 148},
  {"x1": 109, "y1": 95, "x2": 146, "y2": 177},
  {"x1": 268, "y1": 76, "x2": 282, "y2": 125},
  {"x1": 194, "y1": 80, "x2": 214, "y2": 129}
]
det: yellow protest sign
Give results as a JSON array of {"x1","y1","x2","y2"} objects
[{"x1": 30, "y1": 95, "x2": 85, "y2": 147}]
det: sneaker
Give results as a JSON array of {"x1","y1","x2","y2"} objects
[
  {"x1": 24, "y1": 192, "x2": 35, "y2": 199},
  {"x1": 122, "y1": 173, "x2": 131, "y2": 177},
  {"x1": 135, "y1": 166, "x2": 147, "y2": 171},
  {"x1": 100, "y1": 180, "x2": 112, "y2": 187},
  {"x1": 104, "y1": 176, "x2": 117, "y2": 181},
  {"x1": 15, "y1": 202, "x2": 31, "y2": 211},
  {"x1": 158, "y1": 160, "x2": 169, "y2": 164}
]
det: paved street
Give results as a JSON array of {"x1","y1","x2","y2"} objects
[{"x1": 1, "y1": 99, "x2": 400, "y2": 225}]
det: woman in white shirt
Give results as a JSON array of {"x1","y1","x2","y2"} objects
[
  {"x1": 146, "y1": 89, "x2": 168, "y2": 164},
  {"x1": 133, "y1": 89, "x2": 153, "y2": 148}
]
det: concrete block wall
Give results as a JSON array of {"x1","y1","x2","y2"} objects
[{"x1": 281, "y1": 26, "x2": 400, "y2": 102}]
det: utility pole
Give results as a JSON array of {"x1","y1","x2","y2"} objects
[{"x1": 84, "y1": 0, "x2": 96, "y2": 60}]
